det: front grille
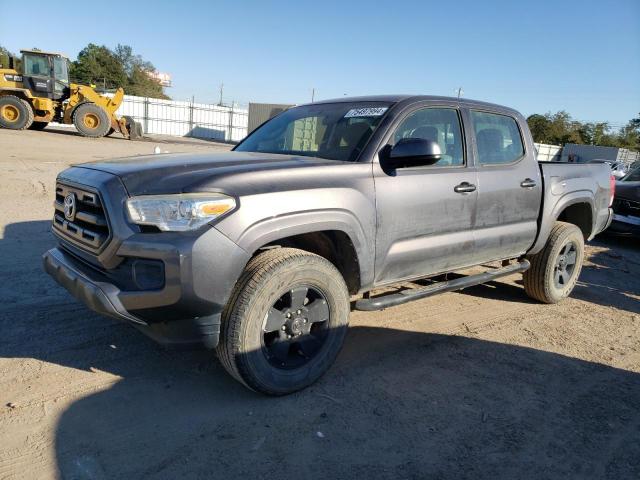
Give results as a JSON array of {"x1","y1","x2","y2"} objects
[
  {"x1": 53, "y1": 182, "x2": 111, "y2": 253},
  {"x1": 613, "y1": 197, "x2": 640, "y2": 217}
]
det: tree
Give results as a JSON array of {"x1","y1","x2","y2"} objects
[
  {"x1": 70, "y1": 43, "x2": 169, "y2": 99},
  {"x1": 576, "y1": 121, "x2": 614, "y2": 146},
  {"x1": 526, "y1": 110, "x2": 640, "y2": 151},
  {"x1": 70, "y1": 44, "x2": 128, "y2": 90},
  {"x1": 127, "y1": 64, "x2": 169, "y2": 98},
  {"x1": 113, "y1": 44, "x2": 153, "y2": 76},
  {"x1": 0, "y1": 45, "x2": 20, "y2": 71},
  {"x1": 616, "y1": 114, "x2": 640, "y2": 150},
  {"x1": 526, "y1": 114, "x2": 552, "y2": 143}
]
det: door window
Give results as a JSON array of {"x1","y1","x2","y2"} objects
[
  {"x1": 471, "y1": 111, "x2": 524, "y2": 165},
  {"x1": 392, "y1": 108, "x2": 464, "y2": 166}
]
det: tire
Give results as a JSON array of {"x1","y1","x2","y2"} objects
[
  {"x1": 217, "y1": 248, "x2": 350, "y2": 395},
  {"x1": 72, "y1": 103, "x2": 110, "y2": 138},
  {"x1": 523, "y1": 221, "x2": 585, "y2": 304},
  {"x1": 29, "y1": 121, "x2": 49, "y2": 130},
  {"x1": 0, "y1": 95, "x2": 34, "y2": 130}
]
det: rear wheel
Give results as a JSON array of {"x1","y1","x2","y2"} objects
[
  {"x1": 0, "y1": 95, "x2": 34, "y2": 130},
  {"x1": 73, "y1": 103, "x2": 110, "y2": 138},
  {"x1": 217, "y1": 248, "x2": 350, "y2": 395},
  {"x1": 29, "y1": 121, "x2": 49, "y2": 130},
  {"x1": 523, "y1": 221, "x2": 585, "y2": 303}
]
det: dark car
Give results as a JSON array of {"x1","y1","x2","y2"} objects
[
  {"x1": 43, "y1": 95, "x2": 613, "y2": 394},
  {"x1": 611, "y1": 168, "x2": 640, "y2": 235}
]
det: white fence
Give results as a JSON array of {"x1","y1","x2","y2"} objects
[
  {"x1": 111, "y1": 94, "x2": 249, "y2": 142},
  {"x1": 534, "y1": 143, "x2": 562, "y2": 162}
]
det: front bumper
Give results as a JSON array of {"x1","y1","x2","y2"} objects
[
  {"x1": 43, "y1": 226, "x2": 250, "y2": 349},
  {"x1": 44, "y1": 167, "x2": 251, "y2": 349},
  {"x1": 43, "y1": 247, "x2": 146, "y2": 325}
]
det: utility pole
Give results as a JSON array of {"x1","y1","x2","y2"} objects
[
  {"x1": 218, "y1": 82, "x2": 224, "y2": 106},
  {"x1": 311, "y1": 88, "x2": 315, "y2": 102},
  {"x1": 455, "y1": 87, "x2": 464, "y2": 99}
]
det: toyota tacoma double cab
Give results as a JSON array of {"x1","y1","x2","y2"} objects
[{"x1": 43, "y1": 95, "x2": 614, "y2": 395}]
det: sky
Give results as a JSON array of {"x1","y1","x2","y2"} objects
[{"x1": 1, "y1": 0, "x2": 638, "y2": 126}]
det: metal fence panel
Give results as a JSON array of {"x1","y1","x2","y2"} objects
[
  {"x1": 534, "y1": 143, "x2": 562, "y2": 162},
  {"x1": 248, "y1": 103, "x2": 293, "y2": 133},
  {"x1": 107, "y1": 94, "x2": 249, "y2": 142}
]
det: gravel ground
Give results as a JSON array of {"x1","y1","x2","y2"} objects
[{"x1": 0, "y1": 127, "x2": 638, "y2": 479}]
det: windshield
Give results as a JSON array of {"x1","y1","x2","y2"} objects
[{"x1": 235, "y1": 102, "x2": 391, "y2": 162}]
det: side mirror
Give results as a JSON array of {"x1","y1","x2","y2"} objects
[{"x1": 386, "y1": 138, "x2": 442, "y2": 168}]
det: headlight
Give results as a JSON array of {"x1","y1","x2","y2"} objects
[{"x1": 126, "y1": 193, "x2": 236, "y2": 232}]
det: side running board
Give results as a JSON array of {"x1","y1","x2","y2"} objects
[{"x1": 355, "y1": 260, "x2": 530, "y2": 311}]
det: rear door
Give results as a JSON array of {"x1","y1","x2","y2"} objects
[
  {"x1": 468, "y1": 109, "x2": 542, "y2": 261},
  {"x1": 373, "y1": 102, "x2": 479, "y2": 285}
]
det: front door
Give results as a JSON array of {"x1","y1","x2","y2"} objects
[
  {"x1": 373, "y1": 104, "x2": 478, "y2": 285},
  {"x1": 21, "y1": 53, "x2": 54, "y2": 99}
]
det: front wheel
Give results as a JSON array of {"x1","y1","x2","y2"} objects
[
  {"x1": 217, "y1": 248, "x2": 350, "y2": 395},
  {"x1": 73, "y1": 103, "x2": 111, "y2": 138},
  {"x1": 523, "y1": 221, "x2": 585, "y2": 304}
]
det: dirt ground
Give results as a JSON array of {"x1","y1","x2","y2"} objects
[{"x1": 0, "y1": 127, "x2": 639, "y2": 480}]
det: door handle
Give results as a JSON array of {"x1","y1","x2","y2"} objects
[
  {"x1": 454, "y1": 182, "x2": 476, "y2": 193},
  {"x1": 520, "y1": 178, "x2": 537, "y2": 188}
]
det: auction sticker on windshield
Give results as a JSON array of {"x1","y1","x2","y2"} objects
[{"x1": 344, "y1": 107, "x2": 388, "y2": 118}]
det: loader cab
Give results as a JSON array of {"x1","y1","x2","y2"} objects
[{"x1": 20, "y1": 50, "x2": 70, "y2": 101}]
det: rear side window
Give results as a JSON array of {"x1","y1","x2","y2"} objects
[{"x1": 471, "y1": 111, "x2": 524, "y2": 165}]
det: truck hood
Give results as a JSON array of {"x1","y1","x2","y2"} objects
[{"x1": 76, "y1": 151, "x2": 341, "y2": 196}]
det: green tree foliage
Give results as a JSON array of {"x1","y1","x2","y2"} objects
[
  {"x1": 0, "y1": 45, "x2": 20, "y2": 70},
  {"x1": 617, "y1": 114, "x2": 640, "y2": 150},
  {"x1": 70, "y1": 43, "x2": 169, "y2": 99},
  {"x1": 527, "y1": 111, "x2": 640, "y2": 151},
  {"x1": 70, "y1": 44, "x2": 128, "y2": 90}
]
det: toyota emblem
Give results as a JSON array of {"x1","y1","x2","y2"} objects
[{"x1": 63, "y1": 193, "x2": 77, "y2": 221}]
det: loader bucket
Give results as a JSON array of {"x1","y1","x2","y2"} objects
[
  {"x1": 124, "y1": 116, "x2": 143, "y2": 140},
  {"x1": 114, "y1": 115, "x2": 143, "y2": 140}
]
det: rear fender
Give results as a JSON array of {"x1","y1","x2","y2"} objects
[{"x1": 528, "y1": 191, "x2": 595, "y2": 255}]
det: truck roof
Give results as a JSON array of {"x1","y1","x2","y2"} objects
[
  {"x1": 310, "y1": 95, "x2": 520, "y2": 116},
  {"x1": 20, "y1": 49, "x2": 69, "y2": 59}
]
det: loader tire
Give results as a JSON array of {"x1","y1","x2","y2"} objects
[
  {"x1": 523, "y1": 221, "x2": 584, "y2": 304},
  {"x1": 29, "y1": 121, "x2": 49, "y2": 130},
  {"x1": 73, "y1": 103, "x2": 110, "y2": 138},
  {"x1": 0, "y1": 95, "x2": 34, "y2": 130}
]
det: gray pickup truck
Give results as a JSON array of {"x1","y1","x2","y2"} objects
[{"x1": 43, "y1": 95, "x2": 614, "y2": 395}]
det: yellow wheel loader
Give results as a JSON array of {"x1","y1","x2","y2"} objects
[{"x1": 0, "y1": 49, "x2": 142, "y2": 139}]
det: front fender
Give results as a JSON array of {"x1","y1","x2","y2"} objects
[{"x1": 232, "y1": 209, "x2": 374, "y2": 289}]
